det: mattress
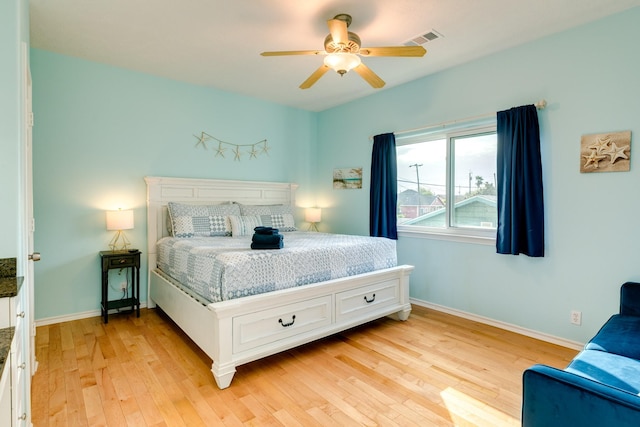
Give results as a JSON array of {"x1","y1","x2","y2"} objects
[{"x1": 156, "y1": 231, "x2": 397, "y2": 303}]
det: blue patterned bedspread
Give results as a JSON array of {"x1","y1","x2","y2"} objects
[{"x1": 156, "y1": 232, "x2": 397, "y2": 303}]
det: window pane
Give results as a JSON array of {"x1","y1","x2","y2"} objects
[
  {"x1": 451, "y1": 132, "x2": 497, "y2": 228},
  {"x1": 396, "y1": 139, "x2": 447, "y2": 228}
]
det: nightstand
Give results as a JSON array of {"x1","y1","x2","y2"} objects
[{"x1": 99, "y1": 250, "x2": 141, "y2": 323}]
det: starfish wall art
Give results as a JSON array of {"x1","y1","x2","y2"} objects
[
  {"x1": 193, "y1": 131, "x2": 270, "y2": 161},
  {"x1": 580, "y1": 131, "x2": 631, "y2": 173}
]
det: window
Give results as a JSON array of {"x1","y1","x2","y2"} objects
[{"x1": 396, "y1": 123, "x2": 497, "y2": 241}]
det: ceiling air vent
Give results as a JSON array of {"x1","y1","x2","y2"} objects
[{"x1": 404, "y1": 30, "x2": 443, "y2": 47}]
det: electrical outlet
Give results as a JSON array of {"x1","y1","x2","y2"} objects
[
  {"x1": 570, "y1": 310, "x2": 582, "y2": 325},
  {"x1": 120, "y1": 281, "x2": 128, "y2": 291}
]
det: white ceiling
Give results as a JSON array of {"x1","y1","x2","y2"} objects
[{"x1": 30, "y1": 0, "x2": 639, "y2": 112}]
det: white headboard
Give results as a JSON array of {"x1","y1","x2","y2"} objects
[{"x1": 144, "y1": 176, "x2": 298, "y2": 301}]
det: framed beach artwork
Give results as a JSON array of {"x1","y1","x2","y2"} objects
[
  {"x1": 580, "y1": 131, "x2": 631, "y2": 173},
  {"x1": 333, "y1": 167, "x2": 363, "y2": 189}
]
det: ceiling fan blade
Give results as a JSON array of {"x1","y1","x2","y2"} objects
[
  {"x1": 353, "y1": 63, "x2": 385, "y2": 89},
  {"x1": 327, "y1": 18, "x2": 348, "y2": 45},
  {"x1": 359, "y1": 46, "x2": 427, "y2": 57},
  {"x1": 299, "y1": 65, "x2": 330, "y2": 89},
  {"x1": 261, "y1": 50, "x2": 324, "y2": 56}
]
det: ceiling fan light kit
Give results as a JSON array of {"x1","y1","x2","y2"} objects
[
  {"x1": 261, "y1": 13, "x2": 426, "y2": 89},
  {"x1": 324, "y1": 53, "x2": 361, "y2": 75}
]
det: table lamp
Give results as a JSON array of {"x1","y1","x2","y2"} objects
[
  {"x1": 106, "y1": 208, "x2": 134, "y2": 251},
  {"x1": 305, "y1": 207, "x2": 322, "y2": 232}
]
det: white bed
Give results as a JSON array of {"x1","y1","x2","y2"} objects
[{"x1": 145, "y1": 176, "x2": 414, "y2": 389}]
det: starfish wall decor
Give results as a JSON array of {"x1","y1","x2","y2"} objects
[
  {"x1": 193, "y1": 132, "x2": 270, "y2": 161},
  {"x1": 580, "y1": 131, "x2": 631, "y2": 173}
]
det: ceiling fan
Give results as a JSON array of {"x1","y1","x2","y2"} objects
[{"x1": 260, "y1": 13, "x2": 427, "y2": 89}]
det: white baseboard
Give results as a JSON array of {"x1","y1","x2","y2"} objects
[
  {"x1": 35, "y1": 302, "x2": 148, "y2": 327},
  {"x1": 36, "y1": 299, "x2": 582, "y2": 351},
  {"x1": 411, "y1": 298, "x2": 584, "y2": 351}
]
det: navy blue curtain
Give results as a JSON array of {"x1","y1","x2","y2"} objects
[
  {"x1": 496, "y1": 105, "x2": 544, "y2": 256},
  {"x1": 370, "y1": 133, "x2": 397, "y2": 239}
]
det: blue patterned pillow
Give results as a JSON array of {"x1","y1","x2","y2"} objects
[
  {"x1": 228, "y1": 215, "x2": 263, "y2": 237},
  {"x1": 237, "y1": 204, "x2": 297, "y2": 231},
  {"x1": 167, "y1": 202, "x2": 240, "y2": 237}
]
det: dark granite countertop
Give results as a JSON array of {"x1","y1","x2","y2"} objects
[
  {"x1": 0, "y1": 257, "x2": 16, "y2": 278},
  {"x1": 0, "y1": 276, "x2": 23, "y2": 298},
  {"x1": 0, "y1": 327, "x2": 15, "y2": 377}
]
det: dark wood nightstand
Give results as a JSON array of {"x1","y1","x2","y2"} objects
[{"x1": 99, "y1": 250, "x2": 141, "y2": 323}]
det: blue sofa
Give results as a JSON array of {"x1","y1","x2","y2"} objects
[{"x1": 522, "y1": 281, "x2": 640, "y2": 426}]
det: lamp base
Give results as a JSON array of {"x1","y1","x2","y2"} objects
[
  {"x1": 109, "y1": 230, "x2": 131, "y2": 252},
  {"x1": 307, "y1": 223, "x2": 319, "y2": 232}
]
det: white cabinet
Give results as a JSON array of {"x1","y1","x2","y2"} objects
[
  {"x1": 0, "y1": 355, "x2": 11, "y2": 424},
  {"x1": 0, "y1": 278, "x2": 29, "y2": 427},
  {"x1": 0, "y1": 329, "x2": 16, "y2": 426},
  {"x1": 12, "y1": 286, "x2": 28, "y2": 426},
  {"x1": 0, "y1": 297, "x2": 16, "y2": 329}
]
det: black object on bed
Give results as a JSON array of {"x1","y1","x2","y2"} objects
[{"x1": 251, "y1": 226, "x2": 284, "y2": 249}]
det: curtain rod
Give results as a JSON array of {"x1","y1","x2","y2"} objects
[{"x1": 370, "y1": 99, "x2": 547, "y2": 141}]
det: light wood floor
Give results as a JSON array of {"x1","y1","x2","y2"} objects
[{"x1": 31, "y1": 305, "x2": 577, "y2": 426}]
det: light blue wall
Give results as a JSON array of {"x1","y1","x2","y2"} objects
[
  {"x1": 30, "y1": 49, "x2": 316, "y2": 319},
  {"x1": 0, "y1": 0, "x2": 28, "y2": 259},
  {"x1": 316, "y1": 8, "x2": 640, "y2": 343}
]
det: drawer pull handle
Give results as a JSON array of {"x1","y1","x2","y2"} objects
[
  {"x1": 119, "y1": 259, "x2": 126, "y2": 264},
  {"x1": 364, "y1": 294, "x2": 376, "y2": 303},
  {"x1": 18, "y1": 362, "x2": 26, "y2": 369},
  {"x1": 278, "y1": 315, "x2": 296, "y2": 327},
  {"x1": 17, "y1": 311, "x2": 25, "y2": 318}
]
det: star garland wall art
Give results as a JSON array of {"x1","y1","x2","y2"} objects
[
  {"x1": 194, "y1": 131, "x2": 270, "y2": 161},
  {"x1": 580, "y1": 131, "x2": 631, "y2": 173}
]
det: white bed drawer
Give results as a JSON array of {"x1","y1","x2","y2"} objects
[
  {"x1": 232, "y1": 295, "x2": 332, "y2": 353},
  {"x1": 336, "y1": 279, "x2": 400, "y2": 322}
]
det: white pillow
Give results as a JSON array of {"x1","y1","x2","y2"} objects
[{"x1": 228, "y1": 215, "x2": 263, "y2": 237}]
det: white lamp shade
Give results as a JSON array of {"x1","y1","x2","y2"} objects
[
  {"x1": 305, "y1": 207, "x2": 322, "y2": 223},
  {"x1": 106, "y1": 209, "x2": 134, "y2": 231},
  {"x1": 323, "y1": 53, "x2": 361, "y2": 74}
]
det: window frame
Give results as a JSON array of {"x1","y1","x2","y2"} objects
[{"x1": 396, "y1": 123, "x2": 497, "y2": 245}]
